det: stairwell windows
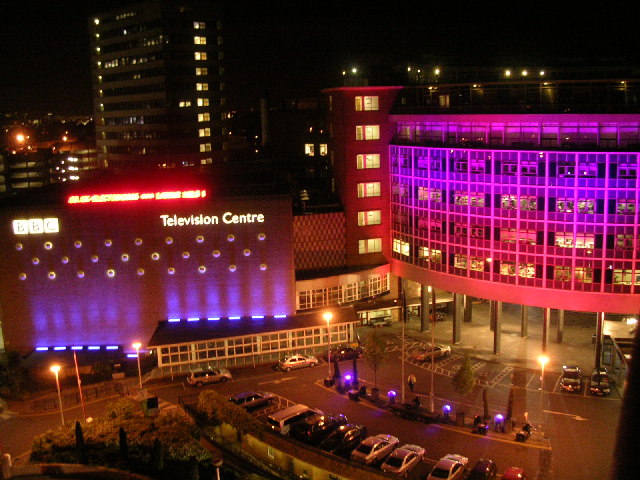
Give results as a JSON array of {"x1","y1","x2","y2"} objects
[
  {"x1": 354, "y1": 95, "x2": 379, "y2": 111},
  {"x1": 359, "y1": 238, "x2": 382, "y2": 254},
  {"x1": 356, "y1": 125, "x2": 380, "y2": 140},
  {"x1": 357, "y1": 154, "x2": 380, "y2": 169},
  {"x1": 357, "y1": 182, "x2": 381, "y2": 198},
  {"x1": 358, "y1": 210, "x2": 382, "y2": 226}
]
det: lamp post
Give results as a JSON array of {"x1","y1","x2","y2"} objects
[
  {"x1": 323, "y1": 312, "x2": 333, "y2": 379},
  {"x1": 538, "y1": 354, "x2": 549, "y2": 391},
  {"x1": 50, "y1": 365, "x2": 65, "y2": 426},
  {"x1": 73, "y1": 350, "x2": 87, "y2": 421},
  {"x1": 429, "y1": 285, "x2": 436, "y2": 412},
  {"x1": 133, "y1": 342, "x2": 143, "y2": 389}
]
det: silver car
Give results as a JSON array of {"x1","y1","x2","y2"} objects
[
  {"x1": 186, "y1": 367, "x2": 232, "y2": 387},
  {"x1": 381, "y1": 444, "x2": 425, "y2": 477},
  {"x1": 277, "y1": 354, "x2": 318, "y2": 372},
  {"x1": 350, "y1": 433, "x2": 400, "y2": 465}
]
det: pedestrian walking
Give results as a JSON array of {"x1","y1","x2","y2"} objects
[{"x1": 408, "y1": 374, "x2": 416, "y2": 393}]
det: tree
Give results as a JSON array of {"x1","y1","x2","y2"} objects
[
  {"x1": 362, "y1": 330, "x2": 386, "y2": 390},
  {"x1": 452, "y1": 353, "x2": 475, "y2": 407}
]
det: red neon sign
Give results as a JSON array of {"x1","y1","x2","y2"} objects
[{"x1": 67, "y1": 189, "x2": 207, "y2": 204}]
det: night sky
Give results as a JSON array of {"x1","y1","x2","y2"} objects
[{"x1": 0, "y1": 1, "x2": 638, "y2": 115}]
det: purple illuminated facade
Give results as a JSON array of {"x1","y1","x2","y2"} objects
[
  {"x1": 0, "y1": 186, "x2": 296, "y2": 353},
  {"x1": 325, "y1": 81, "x2": 640, "y2": 316}
]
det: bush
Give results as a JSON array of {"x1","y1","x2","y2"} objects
[{"x1": 30, "y1": 397, "x2": 211, "y2": 470}]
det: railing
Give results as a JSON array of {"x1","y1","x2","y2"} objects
[{"x1": 31, "y1": 380, "x2": 125, "y2": 412}]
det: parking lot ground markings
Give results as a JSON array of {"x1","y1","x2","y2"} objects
[{"x1": 487, "y1": 365, "x2": 514, "y2": 388}]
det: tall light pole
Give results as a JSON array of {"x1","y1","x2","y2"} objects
[
  {"x1": 133, "y1": 342, "x2": 143, "y2": 389},
  {"x1": 73, "y1": 350, "x2": 87, "y2": 421},
  {"x1": 50, "y1": 365, "x2": 65, "y2": 426},
  {"x1": 323, "y1": 312, "x2": 333, "y2": 379},
  {"x1": 429, "y1": 285, "x2": 436, "y2": 412}
]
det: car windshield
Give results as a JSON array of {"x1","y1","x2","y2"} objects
[
  {"x1": 386, "y1": 456, "x2": 404, "y2": 468},
  {"x1": 430, "y1": 467, "x2": 451, "y2": 478},
  {"x1": 564, "y1": 371, "x2": 580, "y2": 379},
  {"x1": 356, "y1": 444, "x2": 372, "y2": 454}
]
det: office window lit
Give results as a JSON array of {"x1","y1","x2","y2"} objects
[
  {"x1": 357, "y1": 182, "x2": 381, "y2": 198},
  {"x1": 356, "y1": 125, "x2": 380, "y2": 140},
  {"x1": 358, "y1": 238, "x2": 382, "y2": 254},
  {"x1": 357, "y1": 154, "x2": 380, "y2": 169},
  {"x1": 355, "y1": 96, "x2": 379, "y2": 111},
  {"x1": 358, "y1": 210, "x2": 382, "y2": 226}
]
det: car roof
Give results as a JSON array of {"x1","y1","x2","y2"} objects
[
  {"x1": 563, "y1": 365, "x2": 580, "y2": 371},
  {"x1": 435, "y1": 458, "x2": 459, "y2": 470},
  {"x1": 390, "y1": 448, "x2": 415, "y2": 458}
]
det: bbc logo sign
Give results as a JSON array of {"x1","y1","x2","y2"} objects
[{"x1": 13, "y1": 218, "x2": 60, "y2": 235}]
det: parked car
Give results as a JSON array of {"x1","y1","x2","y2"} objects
[
  {"x1": 229, "y1": 391, "x2": 275, "y2": 410},
  {"x1": 380, "y1": 443, "x2": 425, "y2": 477},
  {"x1": 318, "y1": 424, "x2": 368, "y2": 457},
  {"x1": 277, "y1": 354, "x2": 318, "y2": 372},
  {"x1": 410, "y1": 343, "x2": 451, "y2": 361},
  {"x1": 590, "y1": 367, "x2": 612, "y2": 396},
  {"x1": 468, "y1": 458, "x2": 498, "y2": 480},
  {"x1": 266, "y1": 404, "x2": 323, "y2": 435},
  {"x1": 186, "y1": 367, "x2": 232, "y2": 387},
  {"x1": 502, "y1": 466, "x2": 527, "y2": 480},
  {"x1": 426, "y1": 454, "x2": 469, "y2": 480},
  {"x1": 350, "y1": 434, "x2": 399, "y2": 465},
  {"x1": 560, "y1": 365, "x2": 582, "y2": 392},
  {"x1": 329, "y1": 344, "x2": 364, "y2": 361},
  {"x1": 289, "y1": 413, "x2": 349, "y2": 445}
]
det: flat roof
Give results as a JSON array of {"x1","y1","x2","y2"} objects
[{"x1": 148, "y1": 305, "x2": 358, "y2": 347}]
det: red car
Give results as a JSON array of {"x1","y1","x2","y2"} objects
[{"x1": 502, "y1": 466, "x2": 527, "y2": 480}]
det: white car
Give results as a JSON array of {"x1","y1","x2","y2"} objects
[
  {"x1": 427, "y1": 454, "x2": 469, "y2": 480},
  {"x1": 381, "y1": 444, "x2": 425, "y2": 476},
  {"x1": 410, "y1": 344, "x2": 451, "y2": 361},
  {"x1": 277, "y1": 354, "x2": 318, "y2": 372},
  {"x1": 186, "y1": 367, "x2": 232, "y2": 387},
  {"x1": 350, "y1": 434, "x2": 400, "y2": 465}
]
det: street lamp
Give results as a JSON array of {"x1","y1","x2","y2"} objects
[
  {"x1": 323, "y1": 312, "x2": 333, "y2": 379},
  {"x1": 132, "y1": 342, "x2": 143, "y2": 389},
  {"x1": 50, "y1": 365, "x2": 65, "y2": 426},
  {"x1": 538, "y1": 354, "x2": 549, "y2": 391}
]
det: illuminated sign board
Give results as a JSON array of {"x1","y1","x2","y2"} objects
[
  {"x1": 160, "y1": 212, "x2": 265, "y2": 226},
  {"x1": 67, "y1": 189, "x2": 207, "y2": 204},
  {"x1": 13, "y1": 218, "x2": 60, "y2": 235}
]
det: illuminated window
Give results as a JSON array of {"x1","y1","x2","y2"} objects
[
  {"x1": 454, "y1": 254, "x2": 468, "y2": 269},
  {"x1": 613, "y1": 269, "x2": 639, "y2": 285},
  {"x1": 199, "y1": 128, "x2": 211, "y2": 137},
  {"x1": 470, "y1": 193, "x2": 485, "y2": 207},
  {"x1": 470, "y1": 257, "x2": 485, "y2": 272},
  {"x1": 417, "y1": 186, "x2": 429, "y2": 201},
  {"x1": 197, "y1": 97, "x2": 209, "y2": 106},
  {"x1": 355, "y1": 125, "x2": 380, "y2": 140},
  {"x1": 200, "y1": 143, "x2": 212, "y2": 152},
  {"x1": 500, "y1": 261, "x2": 516, "y2": 276},
  {"x1": 392, "y1": 238, "x2": 410, "y2": 256},
  {"x1": 576, "y1": 199, "x2": 595, "y2": 214},
  {"x1": 196, "y1": 67, "x2": 208, "y2": 76},
  {"x1": 453, "y1": 191, "x2": 469, "y2": 206},
  {"x1": 556, "y1": 198, "x2": 574, "y2": 213},
  {"x1": 194, "y1": 21, "x2": 206, "y2": 29},
  {"x1": 196, "y1": 83, "x2": 209, "y2": 91},
  {"x1": 574, "y1": 267, "x2": 593, "y2": 284},
  {"x1": 357, "y1": 210, "x2": 381, "y2": 226},
  {"x1": 616, "y1": 234, "x2": 635, "y2": 249},
  {"x1": 356, "y1": 154, "x2": 380, "y2": 169},
  {"x1": 616, "y1": 200, "x2": 636, "y2": 214},
  {"x1": 518, "y1": 263, "x2": 535, "y2": 278},
  {"x1": 554, "y1": 266, "x2": 571, "y2": 282},
  {"x1": 179, "y1": 100, "x2": 192, "y2": 107},
  {"x1": 357, "y1": 182, "x2": 381, "y2": 197},
  {"x1": 359, "y1": 238, "x2": 382, "y2": 254},
  {"x1": 319, "y1": 144, "x2": 328, "y2": 156},
  {"x1": 430, "y1": 188, "x2": 442, "y2": 202},
  {"x1": 198, "y1": 113, "x2": 210, "y2": 122},
  {"x1": 195, "y1": 52, "x2": 207, "y2": 61},
  {"x1": 354, "y1": 96, "x2": 379, "y2": 111},
  {"x1": 305, "y1": 144, "x2": 315, "y2": 156},
  {"x1": 194, "y1": 36, "x2": 207, "y2": 44}
]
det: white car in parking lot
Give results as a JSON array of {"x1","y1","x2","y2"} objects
[
  {"x1": 350, "y1": 433, "x2": 399, "y2": 465},
  {"x1": 277, "y1": 354, "x2": 318, "y2": 371},
  {"x1": 427, "y1": 453, "x2": 469, "y2": 480}
]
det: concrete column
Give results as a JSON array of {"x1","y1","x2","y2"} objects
[
  {"x1": 463, "y1": 295, "x2": 473, "y2": 323},
  {"x1": 556, "y1": 309, "x2": 565, "y2": 343},
  {"x1": 492, "y1": 300, "x2": 502, "y2": 355},
  {"x1": 595, "y1": 312, "x2": 605, "y2": 369},
  {"x1": 489, "y1": 301, "x2": 496, "y2": 332},
  {"x1": 520, "y1": 305, "x2": 529, "y2": 337},
  {"x1": 452, "y1": 293, "x2": 462, "y2": 344},
  {"x1": 542, "y1": 308, "x2": 550, "y2": 352},
  {"x1": 420, "y1": 284, "x2": 430, "y2": 332}
]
